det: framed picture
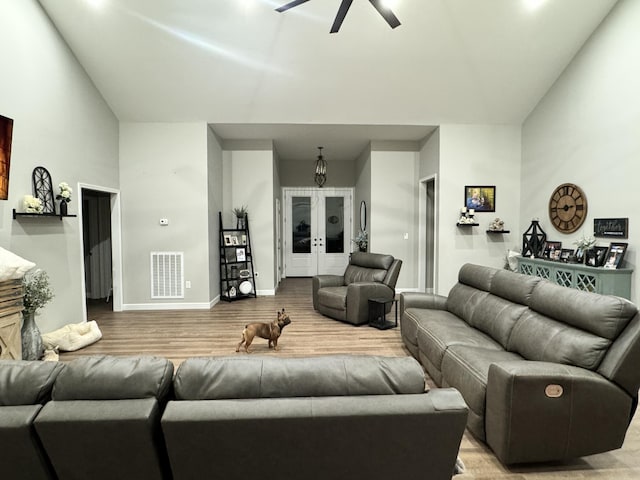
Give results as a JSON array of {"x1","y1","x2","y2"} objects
[
  {"x1": 594, "y1": 246, "x2": 609, "y2": 267},
  {"x1": 236, "y1": 247, "x2": 246, "y2": 262},
  {"x1": 0, "y1": 114, "x2": 13, "y2": 200},
  {"x1": 231, "y1": 236, "x2": 240, "y2": 245},
  {"x1": 603, "y1": 243, "x2": 627, "y2": 269},
  {"x1": 543, "y1": 241, "x2": 562, "y2": 260},
  {"x1": 464, "y1": 186, "x2": 495, "y2": 212},
  {"x1": 560, "y1": 248, "x2": 574, "y2": 262},
  {"x1": 224, "y1": 234, "x2": 232, "y2": 246},
  {"x1": 241, "y1": 234, "x2": 247, "y2": 245},
  {"x1": 594, "y1": 218, "x2": 628, "y2": 239}
]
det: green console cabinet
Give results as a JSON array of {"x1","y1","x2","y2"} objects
[{"x1": 517, "y1": 257, "x2": 632, "y2": 299}]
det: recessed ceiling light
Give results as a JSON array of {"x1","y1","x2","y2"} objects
[{"x1": 380, "y1": 0, "x2": 400, "y2": 9}]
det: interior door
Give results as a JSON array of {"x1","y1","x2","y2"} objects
[{"x1": 284, "y1": 188, "x2": 352, "y2": 277}]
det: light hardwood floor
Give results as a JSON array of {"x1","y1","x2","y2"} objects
[{"x1": 66, "y1": 278, "x2": 640, "y2": 480}]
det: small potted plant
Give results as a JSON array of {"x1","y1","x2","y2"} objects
[
  {"x1": 56, "y1": 181, "x2": 72, "y2": 216},
  {"x1": 21, "y1": 269, "x2": 54, "y2": 360},
  {"x1": 233, "y1": 205, "x2": 248, "y2": 229},
  {"x1": 573, "y1": 233, "x2": 596, "y2": 263},
  {"x1": 23, "y1": 194, "x2": 44, "y2": 214},
  {"x1": 353, "y1": 230, "x2": 368, "y2": 252}
]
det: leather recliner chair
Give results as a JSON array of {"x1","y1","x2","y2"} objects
[{"x1": 312, "y1": 252, "x2": 402, "y2": 325}]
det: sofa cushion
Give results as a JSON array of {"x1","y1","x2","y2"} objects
[
  {"x1": 441, "y1": 345, "x2": 523, "y2": 419},
  {"x1": 528, "y1": 281, "x2": 638, "y2": 340},
  {"x1": 316, "y1": 286, "x2": 347, "y2": 310},
  {"x1": 415, "y1": 310, "x2": 503, "y2": 373},
  {"x1": 458, "y1": 263, "x2": 497, "y2": 291},
  {"x1": 173, "y1": 355, "x2": 426, "y2": 400},
  {"x1": 0, "y1": 360, "x2": 65, "y2": 406},
  {"x1": 349, "y1": 252, "x2": 393, "y2": 270},
  {"x1": 446, "y1": 283, "x2": 490, "y2": 324},
  {"x1": 490, "y1": 269, "x2": 541, "y2": 305},
  {"x1": 52, "y1": 355, "x2": 174, "y2": 401},
  {"x1": 508, "y1": 311, "x2": 611, "y2": 370},
  {"x1": 344, "y1": 265, "x2": 387, "y2": 284},
  {"x1": 469, "y1": 294, "x2": 528, "y2": 348}
]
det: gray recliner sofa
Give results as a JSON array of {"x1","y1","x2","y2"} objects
[
  {"x1": 34, "y1": 355, "x2": 175, "y2": 480},
  {"x1": 0, "y1": 360, "x2": 65, "y2": 480},
  {"x1": 400, "y1": 263, "x2": 640, "y2": 464},
  {"x1": 161, "y1": 355, "x2": 468, "y2": 480},
  {"x1": 313, "y1": 252, "x2": 402, "y2": 325}
]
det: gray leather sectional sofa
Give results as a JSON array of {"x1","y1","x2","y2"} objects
[
  {"x1": 400, "y1": 263, "x2": 640, "y2": 464},
  {"x1": 1, "y1": 354, "x2": 468, "y2": 480}
]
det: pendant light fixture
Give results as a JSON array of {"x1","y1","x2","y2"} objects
[{"x1": 314, "y1": 146, "x2": 327, "y2": 187}]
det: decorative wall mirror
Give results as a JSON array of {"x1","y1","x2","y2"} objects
[
  {"x1": 32, "y1": 166, "x2": 55, "y2": 213},
  {"x1": 359, "y1": 201, "x2": 367, "y2": 231}
]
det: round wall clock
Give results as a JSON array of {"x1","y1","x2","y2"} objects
[{"x1": 548, "y1": 183, "x2": 587, "y2": 233}]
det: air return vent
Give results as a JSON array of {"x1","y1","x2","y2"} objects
[{"x1": 150, "y1": 252, "x2": 184, "y2": 299}]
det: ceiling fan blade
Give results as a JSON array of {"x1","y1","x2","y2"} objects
[
  {"x1": 330, "y1": 0, "x2": 354, "y2": 33},
  {"x1": 368, "y1": 0, "x2": 401, "y2": 29},
  {"x1": 275, "y1": 0, "x2": 311, "y2": 13}
]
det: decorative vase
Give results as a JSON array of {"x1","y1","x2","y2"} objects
[
  {"x1": 59, "y1": 199, "x2": 68, "y2": 216},
  {"x1": 236, "y1": 216, "x2": 246, "y2": 230},
  {"x1": 21, "y1": 311, "x2": 44, "y2": 361},
  {"x1": 359, "y1": 245, "x2": 367, "y2": 252}
]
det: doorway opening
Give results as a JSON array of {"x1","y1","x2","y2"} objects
[
  {"x1": 79, "y1": 185, "x2": 122, "y2": 320},
  {"x1": 419, "y1": 175, "x2": 437, "y2": 293}
]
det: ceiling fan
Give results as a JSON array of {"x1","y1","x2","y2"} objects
[{"x1": 276, "y1": 0, "x2": 401, "y2": 34}]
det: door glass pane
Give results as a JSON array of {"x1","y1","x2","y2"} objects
[
  {"x1": 325, "y1": 196, "x2": 344, "y2": 254},
  {"x1": 292, "y1": 196, "x2": 311, "y2": 253}
]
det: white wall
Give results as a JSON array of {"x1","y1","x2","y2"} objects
[
  {"x1": 1, "y1": 1, "x2": 119, "y2": 332},
  {"x1": 207, "y1": 127, "x2": 224, "y2": 301},
  {"x1": 522, "y1": 0, "x2": 639, "y2": 303},
  {"x1": 370, "y1": 150, "x2": 419, "y2": 290},
  {"x1": 437, "y1": 124, "x2": 522, "y2": 294},
  {"x1": 119, "y1": 123, "x2": 211, "y2": 308},
  {"x1": 227, "y1": 149, "x2": 276, "y2": 294}
]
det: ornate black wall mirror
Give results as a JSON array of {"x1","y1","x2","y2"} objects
[{"x1": 359, "y1": 201, "x2": 367, "y2": 231}]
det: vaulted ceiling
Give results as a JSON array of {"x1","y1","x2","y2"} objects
[{"x1": 37, "y1": 0, "x2": 617, "y2": 160}]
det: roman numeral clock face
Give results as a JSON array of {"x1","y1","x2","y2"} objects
[{"x1": 548, "y1": 183, "x2": 587, "y2": 233}]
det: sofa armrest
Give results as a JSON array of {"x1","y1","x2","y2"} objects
[
  {"x1": 399, "y1": 292, "x2": 448, "y2": 315},
  {"x1": 346, "y1": 282, "x2": 394, "y2": 325},
  {"x1": 486, "y1": 361, "x2": 634, "y2": 464},
  {"x1": 312, "y1": 275, "x2": 345, "y2": 310}
]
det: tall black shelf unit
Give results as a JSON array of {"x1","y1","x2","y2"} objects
[{"x1": 219, "y1": 211, "x2": 257, "y2": 301}]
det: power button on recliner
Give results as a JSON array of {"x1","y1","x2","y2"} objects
[{"x1": 545, "y1": 384, "x2": 564, "y2": 398}]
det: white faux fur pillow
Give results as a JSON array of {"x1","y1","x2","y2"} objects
[{"x1": 0, "y1": 247, "x2": 35, "y2": 281}]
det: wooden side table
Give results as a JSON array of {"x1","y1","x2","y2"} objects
[
  {"x1": 0, "y1": 279, "x2": 24, "y2": 360},
  {"x1": 368, "y1": 297, "x2": 398, "y2": 330}
]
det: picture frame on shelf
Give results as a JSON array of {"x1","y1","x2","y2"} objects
[
  {"x1": 464, "y1": 185, "x2": 496, "y2": 212},
  {"x1": 543, "y1": 241, "x2": 562, "y2": 260},
  {"x1": 231, "y1": 236, "x2": 240, "y2": 245},
  {"x1": 560, "y1": 248, "x2": 574, "y2": 262},
  {"x1": 236, "y1": 247, "x2": 246, "y2": 262},
  {"x1": 603, "y1": 243, "x2": 627, "y2": 269},
  {"x1": 594, "y1": 246, "x2": 609, "y2": 267},
  {"x1": 241, "y1": 234, "x2": 247, "y2": 245},
  {"x1": 224, "y1": 234, "x2": 233, "y2": 246}
]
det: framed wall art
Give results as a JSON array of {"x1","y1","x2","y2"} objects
[
  {"x1": 594, "y1": 218, "x2": 628, "y2": 238},
  {"x1": 0, "y1": 114, "x2": 13, "y2": 200},
  {"x1": 464, "y1": 185, "x2": 495, "y2": 212}
]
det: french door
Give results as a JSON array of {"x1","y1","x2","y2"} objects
[{"x1": 284, "y1": 188, "x2": 352, "y2": 277}]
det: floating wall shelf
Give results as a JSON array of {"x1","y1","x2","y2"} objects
[{"x1": 13, "y1": 209, "x2": 76, "y2": 220}]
